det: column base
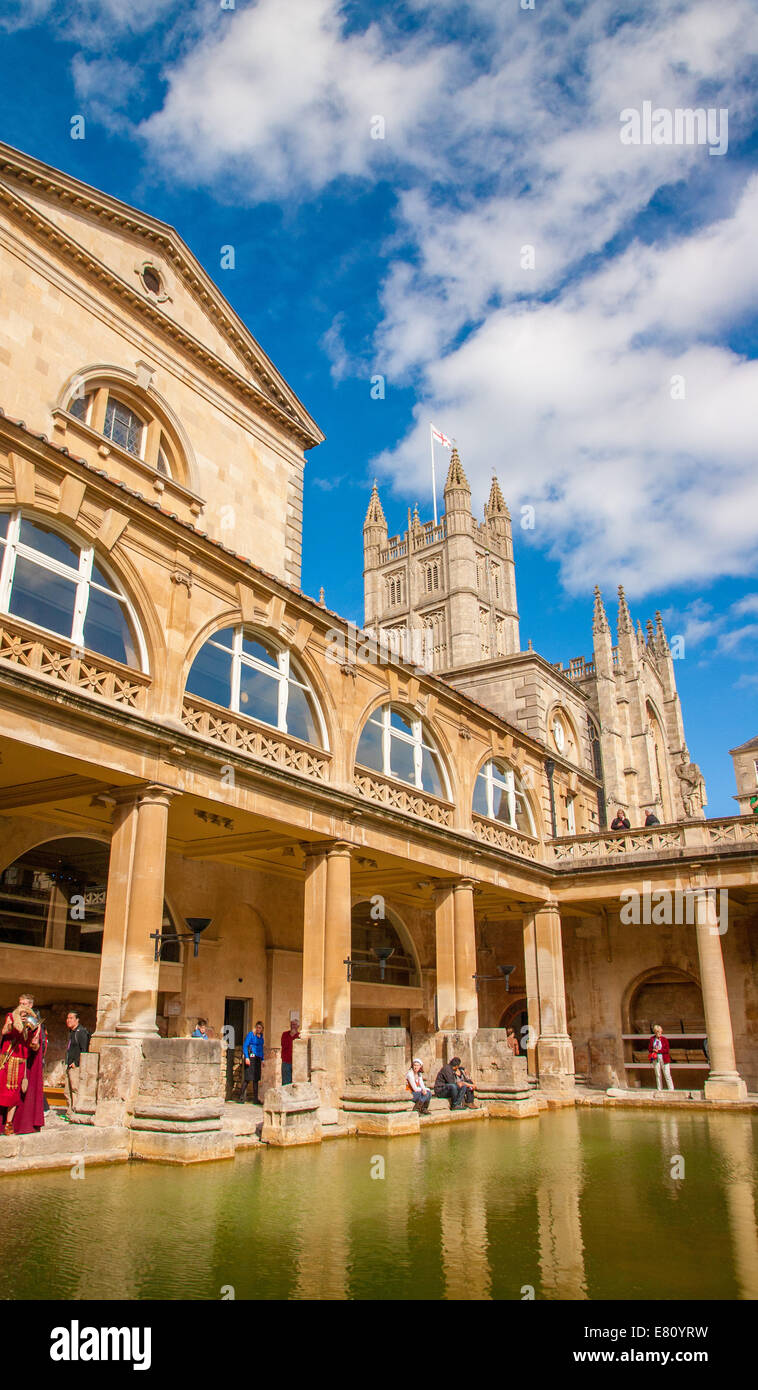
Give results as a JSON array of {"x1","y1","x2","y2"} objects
[
  {"x1": 704, "y1": 1074, "x2": 748, "y2": 1102},
  {"x1": 536, "y1": 1035, "x2": 575, "y2": 1094}
]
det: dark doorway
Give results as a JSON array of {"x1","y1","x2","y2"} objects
[{"x1": 224, "y1": 997, "x2": 248, "y2": 1099}]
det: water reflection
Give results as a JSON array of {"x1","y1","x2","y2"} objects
[
  {"x1": 536, "y1": 1108, "x2": 588, "y2": 1300},
  {"x1": 0, "y1": 1112, "x2": 755, "y2": 1301},
  {"x1": 707, "y1": 1114, "x2": 758, "y2": 1301}
]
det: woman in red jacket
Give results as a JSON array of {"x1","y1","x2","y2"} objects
[{"x1": 649, "y1": 1024, "x2": 674, "y2": 1091}]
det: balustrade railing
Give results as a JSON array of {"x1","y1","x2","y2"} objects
[
  {"x1": 354, "y1": 767, "x2": 453, "y2": 826},
  {"x1": 181, "y1": 696, "x2": 331, "y2": 781},
  {"x1": 0, "y1": 615, "x2": 151, "y2": 710}
]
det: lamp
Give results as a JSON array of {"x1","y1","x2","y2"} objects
[
  {"x1": 150, "y1": 916, "x2": 212, "y2": 962},
  {"x1": 372, "y1": 944, "x2": 395, "y2": 981},
  {"x1": 472, "y1": 963, "x2": 517, "y2": 993}
]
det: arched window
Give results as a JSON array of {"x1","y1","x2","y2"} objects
[
  {"x1": 473, "y1": 759, "x2": 535, "y2": 834},
  {"x1": 185, "y1": 626, "x2": 326, "y2": 748},
  {"x1": 64, "y1": 379, "x2": 185, "y2": 483},
  {"x1": 0, "y1": 837, "x2": 178, "y2": 958},
  {"x1": 423, "y1": 563, "x2": 439, "y2": 593},
  {"x1": 356, "y1": 703, "x2": 449, "y2": 798},
  {"x1": 350, "y1": 901, "x2": 418, "y2": 986},
  {"x1": 0, "y1": 511, "x2": 145, "y2": 669}
]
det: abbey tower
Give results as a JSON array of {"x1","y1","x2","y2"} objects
[{"x1": 363, "y1": 450, "x2": 705, "y2": 829}]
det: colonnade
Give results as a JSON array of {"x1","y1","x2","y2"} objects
[{"x1": 87, "y1": 798, "x2": 748, "y2": 1103}]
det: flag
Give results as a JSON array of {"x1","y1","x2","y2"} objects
[{"x1": 431, "y1": 425, "x2": 453, "y2": 449}]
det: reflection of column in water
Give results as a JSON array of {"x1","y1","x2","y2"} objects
[
  {"x1": 707, "y1": 1115, "x2": 758, "y2": 1301},
  {"x1": 440, "y1": 1173, "x2": 491, "y2": 1301},
  {"x1": 537, "y1": 1109, "x2": 587, "y2": 1300},
  {"x1": 292, "y1": 1147, "x2": 350, "y2": 1300}
]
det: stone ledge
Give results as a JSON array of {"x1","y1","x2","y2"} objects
[{"x1": 130, "y1": 1128, "x2": 235, "y2": 1164}]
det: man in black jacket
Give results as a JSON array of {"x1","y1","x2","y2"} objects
[
  {"x1": 434, "y1": 1057, "x2": 469, "y2": 1110},
  {"x1": 65, "y1": 1010, "x2": 90, "y2": 1111}
]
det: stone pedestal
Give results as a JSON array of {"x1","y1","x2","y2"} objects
[
  {"x1": 298, "y1": 1030, "x2": 346, "y2": 1121},
  {"x1": 473, "y1": 1029, "x2": 540, "y2": 1118},
  {"x1": 74, "y1": 1037, "x2": 234, "y2": 1162},
  {"x1": 340, "y1": 1027, "x2": 420, "y2": 1135},
  {"x1": 261, "y1": 1083, "x2": 322, "y2": 1146}
]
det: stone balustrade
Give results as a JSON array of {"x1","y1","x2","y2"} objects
[
  {"x1": 550, "y1": 817, "x2": 758, "y2": 865},
  {"x1": 472, "y1": 813, "x2": 540, "y2": 860},
  {"x1": 181, "y1": 696, "x2": 331, "y2": 781},
  {"x1": 353, "y1": 767, "x2": 454, "y2": 826},
  {"x1": 0, "y1": 615, "x2": 151, "y2": 710}
]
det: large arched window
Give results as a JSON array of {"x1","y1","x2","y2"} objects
[
  {"x1": 356, "y1": 703, "x2": 449, "y2": 798},
  {"x1": 0, "y1": 511, "x2": 145, "y2": 669},
  {"x1": 350, "y1": 901, "x2": 419, "y2": 986},
  {"x1": 0, "y1": 837, "x2": 178, "y2": 959},
  {"x1": 185, "y1": 627, "x2": 326, "y2": 748},
  {"x1": 473, "y1": 759, "x2": 535, "y2": 834}
]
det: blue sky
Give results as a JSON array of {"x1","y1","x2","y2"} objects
[{"x1": 1, "y1": 0, "x2": 757, "y2": 814}]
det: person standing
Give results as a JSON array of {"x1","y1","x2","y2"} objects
[
  {"x1": 239, "y1": 1020, "x2": 265, "y2": 1104},
  {"x1": 611, "y1": 808, "x2": 631, "y2": 830},
  {"x1": 192, "y1": 1019, "x2": 209, "y2": 1038},
  {"x1": 644, "y1": 810, "x2": 661, "y2": 826},
  {"x1": 13, "y1": 994, "x2": 47, "y2": 1135},
  {"x1": 506, "y1": 1027, "x2": 520, "y2": 1056},
  {"x1": 406, "y1": 1058, "x2": 433, "y2": 1114},
  {"x1": 65, "y1": 1010, "x2": 90, "y2": 1111},
  {"x1": 280, "y1": 1020, "x2": 300, "y2": 1085},
  {"x1": 648, "y1": 1024, "x2": 674, "y2": 1091},
  {"x1": 1, "y1": 996, "x2": 41, "y2": 1134}
]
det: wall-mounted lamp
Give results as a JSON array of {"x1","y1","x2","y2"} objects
[
  {"x1": 150, "y1": 916, "x2": 212, "y2": 962},
  {"x1": 472, "y1": 963, "x2": 516, "y2": 993},
  {"x1": 344, "y1": 944, "x2": 396, "y2": 982}
]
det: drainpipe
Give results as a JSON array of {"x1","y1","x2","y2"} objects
[{"x1": 545, "y1": 758, "x2": 558, "y2": 838}]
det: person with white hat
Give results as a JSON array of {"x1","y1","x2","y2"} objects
[{"x1": 406, "y1": 1057, "x2": 433, "y2": 1114}]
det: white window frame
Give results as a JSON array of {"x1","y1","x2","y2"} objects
[
  {"x1": 566, "y1": 794, "x2": 576, "y2": 835},
  {"x1": 195, "y1": 626, "x2": 328, "y2": 749},
  {"x1": 358, "y1": 703, "x2": 450, "y2": 798},
  {"x1": 0, "y1": 510, "x2": 147, "y2": 671},
  {"x1": 103, "y1": 395, "x2": 146, "y2": 460},
  {"x1": 475, "y1": 759, "x2": 535, "y2": 835}
]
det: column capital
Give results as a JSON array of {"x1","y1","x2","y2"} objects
[
  {"x1": 99, "y1": 782, "x2": 181, "y2": 811},
  {"x1": 300, "y1": 838, "x2": 353, "y2": 861}
]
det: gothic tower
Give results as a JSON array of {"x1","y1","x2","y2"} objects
[{"x1": 362, "y1": 451, "x2": 520, "y2": 671}]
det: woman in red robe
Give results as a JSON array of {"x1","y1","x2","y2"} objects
[
  {"x1": 0, "y1": 1000, "x2": 41, "y2": 1135},
  {"x1": 13, "y1": 1010, "x2": 47, "y2": 1134}
]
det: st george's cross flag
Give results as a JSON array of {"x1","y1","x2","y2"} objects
[{"x1": 431, "y1": 425, "x2": 453, "y2": 449}]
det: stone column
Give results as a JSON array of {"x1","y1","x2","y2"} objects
[
  {"x1": 531, "y1": 897, "x2": 575, "y2": 1094},
  {"x1": 522, "y1": 909, "x2": 539, "y2": 1075},
  {"x1": 93, "y1": 793, "x2": 138, "y2": 1039},
  {"x1": 433, "y1": 882, "x2": 457, "y2": 1032},
  {"x1": 695, "y1": 894, "x2": 747, "y2": 1101},
  {"x1": 116, "y1": 785, "x2": 177, "y2": 1040},
  {"x1": 323, "y1": 842, "x2": 352, "y2": 1032},
  {"x1": 301, "y1": 845, "x2": 328, "y2": 1033},
  {"x1": 453, "y1": 878, "x2": 479, "y2": 1032}
]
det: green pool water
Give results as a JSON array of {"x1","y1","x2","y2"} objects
[{"x1": 2, "y1": 1108, "x2": 757, "y2": 1301}]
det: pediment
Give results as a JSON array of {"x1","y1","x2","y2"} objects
[{"x1": 0, "y1": 142, "x2": 322, "y2": 448}]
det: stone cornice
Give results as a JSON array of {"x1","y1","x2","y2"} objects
[{"x1": 0, "y1": 151, "x2": 323, "y2": 450}]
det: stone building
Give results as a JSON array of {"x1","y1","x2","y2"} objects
[
  {"x1": 730, "y1": 736, "x2": 758, "y2": 817},
  {"x1": 0, "y1": 143, "x2": 755, "y2": 1158}
]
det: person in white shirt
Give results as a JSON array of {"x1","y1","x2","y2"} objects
[{"x1": 406, "y1": 1058, "x2": 432, "y2": 1114}]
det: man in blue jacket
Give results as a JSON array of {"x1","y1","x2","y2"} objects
[{"x1": 239, "y1": 1020, "x2": 265, "y2": 1104}]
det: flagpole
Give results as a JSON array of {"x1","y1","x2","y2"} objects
[{"x1": 430, "y1": 423, "x2": 438, "y2": 526}]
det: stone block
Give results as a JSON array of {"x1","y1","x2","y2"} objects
[
  {"x1": 130, "y1": 1129, "x2": 235, "y2": 1164},
  {"x1": 345, "y1": 1027, "x2": 407, "y2": 1095},
  {"x1": 304, "y1": 1031, "x2": 346, "y2": 1112},
  {"x1": 261, "y1": 1083, "x2": 322, "y2": 1147},
  {"x1": 474, "y1": 1029, "x2": 529, "y2": 1091}
]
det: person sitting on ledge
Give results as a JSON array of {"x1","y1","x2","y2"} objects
[
  {"x1": 192, "y1": 1019, "x2": 209, "y2": 1039},
  {"x1": 610, "y1": 808, "x2": 631, "y2": 830},
  {"x1": 434, "y1": 1056, "x2": 469, "y2": 1110},
  {"x1": 644, "y1": 810, "x2": 661, "y2": 826},
  {"x1": 455, "y1": 1060, "x2": 478, "y2": 1108},
  {"x1": 406, "y1": 1058, "x2": 433, "y2": 1114}
]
